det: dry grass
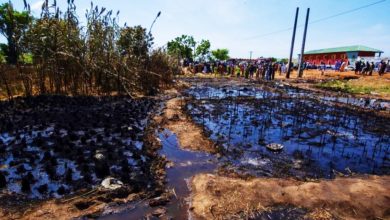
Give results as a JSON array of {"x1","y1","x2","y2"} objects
[
  {"x1": 190, "y1": 174, "x2": 390, "y2": 220},
  {"x1": 0, "y1": 189, "x2": 142, "y2": 220},
  {"x1": 316, "y1": 76, "x2": 390, "y2": 97},
  {"x1": 275, "y1": 69, "x2": 361, "y2": 80}
]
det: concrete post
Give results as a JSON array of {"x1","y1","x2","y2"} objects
[
  {"x1": 286, "y1": 7, "x2": 299, "y2": 79},
  {"x1": 298, "y1": 8, "x2": 310, "y2": 78}
]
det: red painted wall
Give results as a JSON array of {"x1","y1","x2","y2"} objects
[{"x1": 303, "y1": 52, "x2": 348, "y2": 65}]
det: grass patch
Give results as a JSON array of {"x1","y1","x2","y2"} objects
[{"x1": 316, "y1": 79, "x2": 390, "y2": 96}]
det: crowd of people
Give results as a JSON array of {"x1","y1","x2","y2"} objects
[
  {"x1": 188, "y1": 59, "x2": 291, "y2": 80},
  {"x1": 354, "y1": 60, "x2": 389, "y2": 76},
  {"x1": 186, "y1": 58, "x2": 389, "y2": 78}
]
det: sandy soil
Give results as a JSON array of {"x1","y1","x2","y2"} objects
[
  {"x1": 190, "y1": 174, "x2": 390, "y2": 220},
  {"x1": 156, "y1": 87, "x2": 217, "y2": 154}
]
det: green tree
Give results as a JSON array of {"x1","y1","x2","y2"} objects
[
  {"x1": 167, "y1": 35, "x2": 195, "y2": 60},
  {"x1": 195, "y1": 39, "x2": 210, "y2": 62},
  {"x1": 0, "y1": 43, "x2": 6, "y2": 62},
  {"x1": 211, "y1": 48, "x2": 229, "y2": 61},
  {"x1": 118, "y1": 25, "x2": 151, "y2": 58},
  {"x1": 0, "y1": 2, "x2": 31, "y2": 64},
  {"x1": 280, "y1": 58, "x2": 288, "y2": 64}
]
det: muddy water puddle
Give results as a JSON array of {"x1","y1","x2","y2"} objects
[
  {"x1": 184, "y1": 80, "x2": 390, "y2": 178},
  {"x1": 156, "y1": 129, "x2": 216, "y2": 219},
  {"x1": 102, "y1": 129, "x2": 216, "y2": 219},
  {"x1": 184, "y1": 78, "x2": 390, "y2": 111}
]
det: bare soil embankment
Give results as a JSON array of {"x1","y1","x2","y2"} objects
[
  {"x1": 156, "y1": 87, "x2": 217, "y2": 154},
  {"x1": 190, "y1": 174, "x2": 390, "y2": 220}
]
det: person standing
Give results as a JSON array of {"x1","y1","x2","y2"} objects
[
  {"x1": 320, "y1": 61, "x2": 326, "y2": 75},
  {"x1": 256, "y1": 63, "x2": 261, "y2": 79},
  {"x1": 249, "y1": 63, "x2": 256, "y2": 78},
  {"x1": 340, "y1": 61, "x2": 346, "y2": 72},
  {"x1": 355, "y1": 60, "x2": 361, "y2": 74},
  {"x1": 202, "y1": 64, "x2": 207, "y2": 73},
  {"x1": 239, "y1": 64, "x2": 244, "y2": 77},
  {"x1": 266, "y1": 62, "x2": 272, "y2": 80},
  {"x1": 361, "y1": 61, "x2": 367, "y2": 75},
  {"x1": 281, "y1": 63, "x2": 286, "y2": 74},
  {"x1": 244, "y1": 63, "x2": 250, "y2": 78},
  {"x1": 261, "y1": 62, "x2": 266, "y2": 79},
  {"x1": 368, "y1": 62, "x2": 374, "y2": 76},
  {"x1": 379, "y1": 60, "x2": 387, "y2": 76},
  {"x1": 271, "y1": 63, "x2": 277, "y2": 80}
]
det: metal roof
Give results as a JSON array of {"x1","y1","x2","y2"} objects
[{"x1": 304, "y1": 45, "x2": 383, "y2": 55}]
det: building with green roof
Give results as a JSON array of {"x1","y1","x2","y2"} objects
[{"x1": 302, "y1": 45, "x2": 383, "y2": 65}]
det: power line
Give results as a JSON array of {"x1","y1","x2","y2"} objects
[
  {"x1": 310, "y1": 0, "x2": 386, "y2": 24},
  {"x1": 244, "y1": 0, "x2": 386, "y2": 40}
]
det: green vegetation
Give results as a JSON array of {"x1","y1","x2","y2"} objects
[
  {"x1": 211, "y1": 48, "x2": 229, "y2": 61},
  {"x1": 316, "y1": 79, "x2": 390, "y2": 95},
  {"x1": 0, "y1": 2, "x2": 32, "y2": 64},
  {"x1": 167, "y1": 35, "x2": 231, "y2": 62},
  {"x1": 0, "y1": 51, "x2": 5, "y2": 63},
  {"x1": 167, "y1": 35, "x2": 196, "y2": 60},
  {"x1": 195, "y1": 39, "x2": 211, "y2": 62},
  {"x1": 279, "y1": 58, "x2": 288, "y2": 63},
  {"x1": 0, "y1": 43, "x2": 33, "y2": 64},
  {"x1": 19, "y1": 53, "x2": 32, "y2": 64}
]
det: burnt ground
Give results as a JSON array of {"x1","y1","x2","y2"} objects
[
  {"x1": 0, "y1": 95, "x2": 167, "y2": 219},
  {"x1": 0, "y1": 77, "x2": 389, "y2": 220}
]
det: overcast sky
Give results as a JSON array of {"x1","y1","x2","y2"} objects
[{"x1": 3, "y1": 0, "x2": 390, "y2": 58}]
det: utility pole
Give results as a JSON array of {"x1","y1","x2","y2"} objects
[
  {"x1": 286, "y1": 7, "x2": 299, "y2": 79},
  {"x1": 298, "y1": 8, "x2": 310, "y2": 78}
]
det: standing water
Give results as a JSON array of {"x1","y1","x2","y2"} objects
[
  {"x1": 184, "y1": 79, "x2": 390, "y2": 178},
  {"x1": 102, "y1": 129, "x2": 216, "y2": 219},
  {"x1": 102, "y1": 79, "x2": 390, "y2": 219}
]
